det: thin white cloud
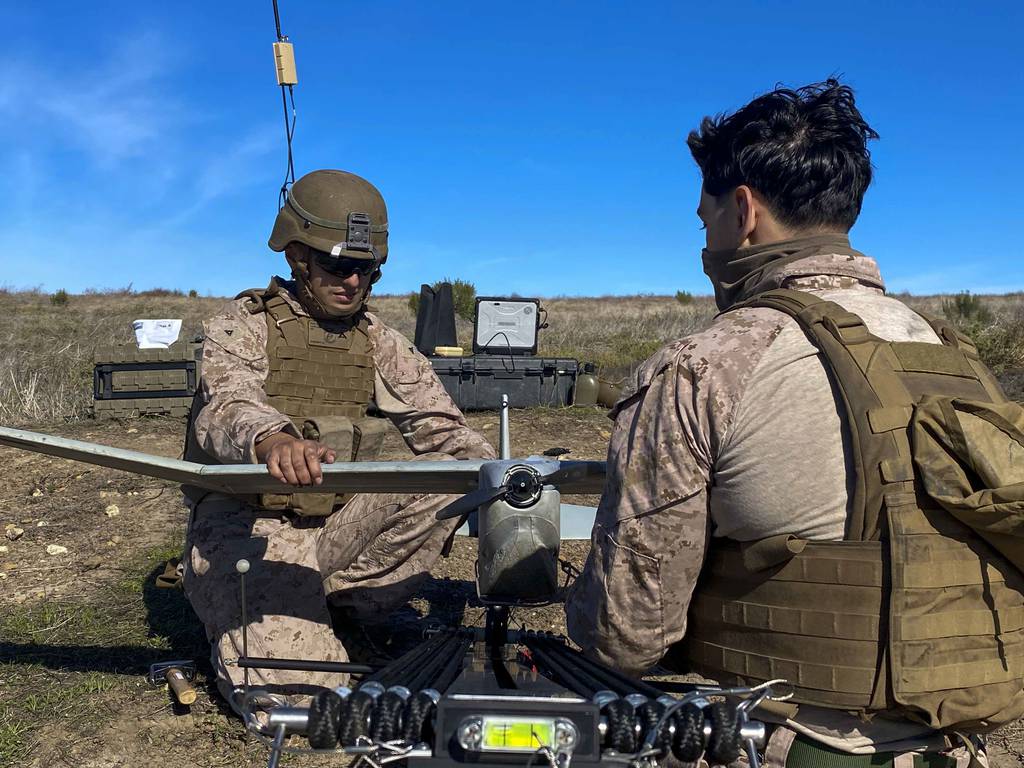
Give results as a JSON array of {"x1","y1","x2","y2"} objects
[
  {"x1": 157, "y1": 129, "x2": 279, "y2": 228},
  {"x1": 2, "y1": 31, "x2": 181, "y2": 167},
  {"x1": 0, "y1": 29, "x2": 280, "y2": 292}
]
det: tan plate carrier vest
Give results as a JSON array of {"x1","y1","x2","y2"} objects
[
  {"x1": 184, "y1": 282, "x2": 386, "y2": 516},
  {"x1": 682, "y1": 289, "x2": 1024, "y2": 733}
]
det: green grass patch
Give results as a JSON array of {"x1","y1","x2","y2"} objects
[
  {"x1": 1, "y1": 536, "x2": 204, "y2": 661},
  {"x1": 0, "y1": 708, "x2": 33, "y2": 767},
  {"x1": 0, "y1": 539, "x2": 207, "y2": 766}
]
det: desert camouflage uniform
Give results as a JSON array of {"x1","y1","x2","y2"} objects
[
  {"x1": 183, "y1": 284, "x2": 494, "y2": 706},
  {"x1": 566, "y1": 248, "x2": 986, "y2": 765}
]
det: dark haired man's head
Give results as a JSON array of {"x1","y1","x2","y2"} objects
[{"x1": 688, "y1": 79, "x2": 879, "y2": 251}]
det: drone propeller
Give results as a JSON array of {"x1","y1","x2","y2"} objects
[{"x1": 435, "y1": 484, "x2": 508, "y2": 521}]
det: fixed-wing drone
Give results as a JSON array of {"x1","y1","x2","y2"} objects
[{"x1": 0, "y1": 399, "x2": 790, "y2": 768}]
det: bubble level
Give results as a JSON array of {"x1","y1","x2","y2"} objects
[{"x1": 481, "y1": 717, "x2": 555, "y2": 751}]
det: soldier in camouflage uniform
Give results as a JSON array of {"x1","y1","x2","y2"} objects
[
  {"x1": 182, "y1": 169, "x2": 494, "y2": 710},
  {"x1": 566, "y1": 82, "x2": 992, "y2": 766}
]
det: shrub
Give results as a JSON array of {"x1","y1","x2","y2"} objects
[
  {"x1": 675, "y1": 290, "x2": 694, "y2": 305},
  {"x1": 972, "y1": 308, "x2": 1024, "y2": 374},
  {"x1": 188, "y1": 289, "x2": 198, "y2": 298},
  {"x1": 943, "y1": 291, "x2": 993, "y2": 326},
  {"x1": 407, "y1": 278, "x2": 477, "y2": 321},
  {"x1": 50, "y1": 289, "x2": 69, "y2": 306},
  {"x1": 137, "y1": 288, "x2": 184, "y2": 297}
]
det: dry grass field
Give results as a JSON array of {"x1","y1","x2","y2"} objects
[
  {"x1": 3, "y1": 286, "x2": 1024, "y2": 425},
  {"x1": 2, "y1": 286, "x2": 1024, "y2": 767}
]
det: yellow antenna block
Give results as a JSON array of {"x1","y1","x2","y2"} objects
[{"x1": 273, "y1": 41, "x2": 298, "y2": 86}]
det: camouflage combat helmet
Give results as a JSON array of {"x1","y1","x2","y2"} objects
[
  {"x1": 269, "y1": 170, "x2": 388, "y2": 318},
  {"x1": 269, "y1": 169, "x2": 389, "y2": 267}
]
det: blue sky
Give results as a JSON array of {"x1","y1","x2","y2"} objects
[{"x1": 0, "y1": 1, "x2": 1020, "y2": 297}]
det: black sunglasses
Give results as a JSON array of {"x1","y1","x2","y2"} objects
[{"x1": 312, "y1": 249, "x2": 378, "y2": 277}]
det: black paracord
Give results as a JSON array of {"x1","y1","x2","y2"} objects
[
  {"x1": 636, "y1": 700, "x2": 672, "y2": 755},
  {"x1": 370, "y1": 691, "x2": 407, "y2": 742},
  {"x1": 671, "y1": 703, "x2": 706, "y2": 762},
  {"x1": 339, "y1": 690, "x2": 375, "y2": 746},
  {"x1": 706, "y1": 700, "x2": 742, "y2": 765},
  {"x1": 602, "y1": 698, "x2": 637, "y2": 753},
  {"x1": 306, "y1": 689, "x2": 343, "y2": 749},
  {"x1": 402, "y1": 691, "x2": 436, "y2": 744}
]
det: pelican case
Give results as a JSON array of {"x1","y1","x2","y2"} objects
[
  {"x1": 92, "y1": 341, "x2": 203, "y2": 420},
  {"x1": 428, "y1": 356, "x2": 578, "y2": 410}
]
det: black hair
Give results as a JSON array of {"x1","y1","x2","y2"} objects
[{"x1": 687, "y1": 79, "x2": 879, "y2": 232}]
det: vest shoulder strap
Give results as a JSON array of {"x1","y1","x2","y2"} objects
[
  {"x1": 911, "y1": 308, "x2": 1007, "y2": 402},
  {"x1": 234, "y1": 278, "x2": 288, "y2": 316},
  {"x1": 735, "y1": 288, "x2": 898, "y2": 540},
  {"x1": 263, "y1": 291, "x2": 307, "y2": 348},
  {"x1": 912, "y1": 307, "x2": 978, "y2": 355}
]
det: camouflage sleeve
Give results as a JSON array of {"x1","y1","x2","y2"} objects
[
  {"x1": 566, "y1": 308, "x2": 785, "y2": 674},
  {"x1": 369, "y1": 321, "x2": 496, "y2": 461},
  {"x1": 192, "y1": 300, "x2": 299, "y2": 464},
  {"x1": 565, "y1": 357, "x2": 711, "y2": 675}
]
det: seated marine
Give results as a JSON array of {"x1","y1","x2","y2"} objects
[
  {"x1": 566, "y1": 80, "x2": 1019, "y2": 766},
  {"x1": 181, "y1": 169, "x2": 495, "y2": 709}
]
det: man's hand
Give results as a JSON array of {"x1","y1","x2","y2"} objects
[{"x1": 255, "y1": 432, "x2": 337, "y2": 486}]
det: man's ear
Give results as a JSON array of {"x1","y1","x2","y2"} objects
[
  {"x1": 734, "y1": 185, "x2": 757, "y2": 244},
  {"x1": 284, "y1": 242, "x2": 308, "y2": 261},
  {"x1": 284, "y1": 241, "x2": 312, "y2": 280}
]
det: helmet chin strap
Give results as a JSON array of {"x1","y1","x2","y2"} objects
[{"x1": 285, "y1": 250, "x2": 367, "y2": 321}]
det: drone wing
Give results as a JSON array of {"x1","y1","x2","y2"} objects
[{"x1": 0, "y1": 427, "x2": 605, "y2": 496}]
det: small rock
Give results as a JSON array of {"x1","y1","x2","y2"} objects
[
  {"x1": 104, "y1": 505, "x2": 120, "y2": 518},
  {"x1": 36, "y1": 520, "x2": 49, "y2": 527},
  {"x1": 2, "y1": 561, "x2": 15, "y2": 571},
  {"x1": 0, "y1": 572, "x2": 7, "y2": 580},
  {"x1": 126, "y1": 428, "x2": 138, "y2": 434},
  {"x1": 0, "y1": 545, "x2": 7, "y2": 553},
  {"x1": 31, "y1": 489, "x2": 43, "y2": 497},
  {"x1": 5, "y1": 525, "x2": 24, "y2": 541},
  {"x1": 46, "y1": 544, "x2": 68, "y2": 556}
]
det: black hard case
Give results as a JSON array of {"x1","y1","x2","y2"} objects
[{"x1": 429, "y1": 356, "x2": 578, "y2": 411}]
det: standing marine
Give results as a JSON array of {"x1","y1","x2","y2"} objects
[
  {"x1": 182, "y1": 169, "x2": 494, "y2": 709},
  {"x1": 566, "y1": 80, "x2": 1023, "y2": 766}
]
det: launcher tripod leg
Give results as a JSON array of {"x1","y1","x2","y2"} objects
[{"x1": 267, "y1": 723, "x2": 286, "y2": 768}]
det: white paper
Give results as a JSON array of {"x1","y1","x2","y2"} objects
[{"x1": 133, "y1": 319, "x2": 182, "y2": 349}]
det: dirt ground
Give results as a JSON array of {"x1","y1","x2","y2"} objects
[{"x1": 1, "y1": 410, "x2": 1022, "y2": 767}]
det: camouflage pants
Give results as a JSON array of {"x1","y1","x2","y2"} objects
[{"x1": 182, "y1": 452, "x2": 460, "y2": 709}]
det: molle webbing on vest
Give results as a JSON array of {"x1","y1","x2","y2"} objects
[
  {"x1": 688, "y1": 540, "x2": 886, "y2": 710},
  {"x1": 685, "y1": 288, "x2": 1024, "y2": 732},
  {"x1": 262, "y1": 292, "x2": 375, "y2": 421}
]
